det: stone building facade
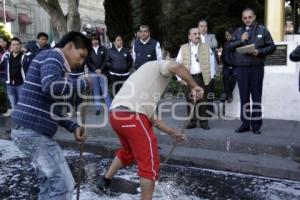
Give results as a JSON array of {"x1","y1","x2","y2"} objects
[{"x1": 0, "y1": 0, "x2": 107, "y2": 44}]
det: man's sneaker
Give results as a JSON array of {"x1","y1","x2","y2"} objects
[
  {"x1": 2, "y1": 109, "x2": 12, "y2": 117},
  {"x1": 96, "y1": 176, "x2": 111, "y2": 194}
]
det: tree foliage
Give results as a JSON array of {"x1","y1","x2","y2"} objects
[
  {"x1": 103, "y1": 0, "x2": 134, "y2": 47},
  {"x1": 131, "y1": 0, "x2": 142, "y2": 33},
  {"x1": 140, "y1": 0, "x2": 164, "y2": 44},
  {"x1": 163, "y1": 0, "x2": 264, "y2": 57},
  {"x1": 0, "y1": 23, "x2": 13, "y2": 40}
]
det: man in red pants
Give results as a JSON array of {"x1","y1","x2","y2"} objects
[{"x1": 97, "y1": 60, "x2": 203, "y2": 200}]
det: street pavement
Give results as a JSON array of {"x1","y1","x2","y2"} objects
[{"x1": 1, "y1": 98, "x2": 299, "y2": 181}]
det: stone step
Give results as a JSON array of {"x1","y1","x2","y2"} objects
[
  {"x1": 158, "y1": 144, "x2": 300, "y2": 181},
  {"x1": 83, "y1": 125, "x2": 299, "y2": 159},
  {"x1": 155, "y1": 130, "x2": 297, "y2": 159},
  {"x1": 55, "y1": 136, "x2": 300, "y2": 181},
  {"x1": 154, "y1": 117, "x2": 300, "y2": 159},
  {"x1": 1, "y1": 117, "x2": 299, "y2": 160}
]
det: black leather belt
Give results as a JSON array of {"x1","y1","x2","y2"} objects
[{"x1": 192, "y1": 73, "x2": 202, "y2": 77}]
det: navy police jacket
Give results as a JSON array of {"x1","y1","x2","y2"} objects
[
  {"x1": 106, "y1": 46, "x2": 132, "y2": 74},
  {"x1": 229, "y1": 23, "x2": 276, "y2": 67}
]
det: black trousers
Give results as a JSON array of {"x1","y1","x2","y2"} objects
[
  {"x1": 222, "y1": 66, "x2": 237, "y2": 99},
  {"x1": 236, "y1": 66, "x2": 264, "y2": 130},
  {"x1": 184, "y1": 73, "x2": 209, "y2": 125},
  {"x1": 207, "y1": 78, "x2": 215, "y2": 116},
  {"x1": 109, "y1": 74, "x2": 129, "y2": 97}
]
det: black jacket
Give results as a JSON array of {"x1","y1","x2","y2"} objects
[
  {"x1": 0, "y1": 52, "x2": 31, "y2": 86},
  {"x1": 229, "y1": 23, "x2": 276, "y2": 67},
  {"x1": 86, "y1": 45, "x2": 107, "y2": 72},
  {"x1": 106, "y1": 46, "x2": 132, "y2": 74},
  {"x1": 222, "y1": 40, "x2": 236, "y2": 68},
  {"x1": 289, "y1": 45, "x2": 300, "y2": 91},
  {"x1": 25, "y1": 41, "x2": 51, "y2": 63}
]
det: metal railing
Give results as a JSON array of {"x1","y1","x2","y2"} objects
[{"x1": 12, "y1": 32, "x2": 35, "y2": 42}]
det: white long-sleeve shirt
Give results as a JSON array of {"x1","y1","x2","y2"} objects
[{"x1": 176, "y1": 42, "x2": 215, "y2": 80}]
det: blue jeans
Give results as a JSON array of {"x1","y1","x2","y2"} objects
[
  {"x1": 92, "y1": 75, "x2": 111, "y2": 110},
  {"x1": 11, "y1": 127, "x2": 75, "y2": 200},
  {"x1": 7, "y1": 84, "x2": 23, "y2": 110}
]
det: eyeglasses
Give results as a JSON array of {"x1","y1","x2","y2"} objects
[{"x1": 243, "y1": 16, "x2": 253, "y2": 20}]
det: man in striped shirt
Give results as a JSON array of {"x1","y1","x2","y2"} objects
[{"x1": 11, "y1": 31, "x2": 92, "y2": 200}]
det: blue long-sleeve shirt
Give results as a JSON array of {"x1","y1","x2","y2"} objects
[{"x1": 12, "y1": 49, "x2": 88, "y2": 137}]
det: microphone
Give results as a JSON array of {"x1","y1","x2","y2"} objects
[{"x1": 244, "y1": 26, "x2": 250, "y2": 45}]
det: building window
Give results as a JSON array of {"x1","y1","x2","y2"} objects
[
  {"x1": 18, "y1": 13, "x2": 32, "y2": 33},
  {"x1": 19, "y1": 24, "x2": 26, "y2": 33}
]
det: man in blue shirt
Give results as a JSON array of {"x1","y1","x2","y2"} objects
[{"x1": 11, "y1": 31, "x2": 92, "y2": 200}]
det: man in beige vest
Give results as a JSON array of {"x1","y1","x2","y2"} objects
[{"x1": 176, "y1": 27, "x2": 216, "y2": 130}]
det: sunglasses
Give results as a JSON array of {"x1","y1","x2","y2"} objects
[{"x1": 243, "y1": 16, "x2": 253, "y2": 20}]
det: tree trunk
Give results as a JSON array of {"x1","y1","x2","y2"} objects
[
  {"x1": 67, "y1": 0, "x2": 81, "y2": 32},
  {"x1": 52, "y1": 12, "x2": 68, "y2": 38},
  {"x1": 36, "y1": 0, "x2": 81, "y2": 38}
]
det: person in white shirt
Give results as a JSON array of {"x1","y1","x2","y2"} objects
[
  {"x1": 176, "y1": 27, "x2": 215, "y2": 130},
  {"x1": 198, "y1": 19, "x2": 219, "y2": 118},
  {"x1": 132, "y1": 25, "x2": 162, "y2": 70}
]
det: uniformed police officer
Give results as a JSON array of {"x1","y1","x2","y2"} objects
[
  {"x1": 132, "y1": 25, "x2": 162, "y2": 70},
  {"x1": 229, "y1": 8, "x2": 276, "y2": 134},
  {"x1": 106, "y1": 35, "x2": 133, "y2": 96}
]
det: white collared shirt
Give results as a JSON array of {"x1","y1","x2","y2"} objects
[
  {"x1": 176, "y1": 42, "x2": 216, "y2": 79},
  {"x1": 93, "y1": 45, "x2": 99, "y2": 54},
  {"x1": 200, "y1": 34, "x2": 206, "y2": 43},
  {"x1": 140, "y1": 37, "x2": 151, "y2": 45}
]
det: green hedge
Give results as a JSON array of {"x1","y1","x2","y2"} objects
[{"x1": 163, "y1": 76, "x2": 224, "y2": 99}]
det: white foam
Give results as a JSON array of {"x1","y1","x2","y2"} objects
[
  {"x1": 0, "y1": 139, "x2": 24, "y2": 161},
  {"x1": 62, "y1": 150, "x2": 97, "y2": 157},
  {"x1": 259, "y1": 182, "x2": 300, "y2": 197}
]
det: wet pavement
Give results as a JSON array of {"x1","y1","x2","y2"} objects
[{"x1": 1, "y1": 139, "x2": 300, "y2": 200}]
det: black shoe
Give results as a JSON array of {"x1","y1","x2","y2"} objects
[
  {"x1": 186, "y1": 122, "x2": 197, "y2": 129},
  {"x1": 96, "y1": 110, "x2": 101, "y2": 115},
  {"x1": 235, "y1": 126, "x2": 251, "y2": 133},
  {"x1": 220, "y1": 93, "x2": 226, "y2": 102},
  {"x1": 200, "y1": 123, "x2": 210, "y2": 130},
  {"x1": 252, "y1": 129, "x2": 261, "y2": 134},
  {"x1": 96, "y1": 176, "x2": 111, "y2": 194}
]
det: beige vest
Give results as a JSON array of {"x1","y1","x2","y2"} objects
[{"x1": 180, "y1": 43, "x2": 211, "y2": 85}]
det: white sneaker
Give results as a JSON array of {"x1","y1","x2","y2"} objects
[{"x1": 2, "y1": 109, "x2": 12, "y2": 117}]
